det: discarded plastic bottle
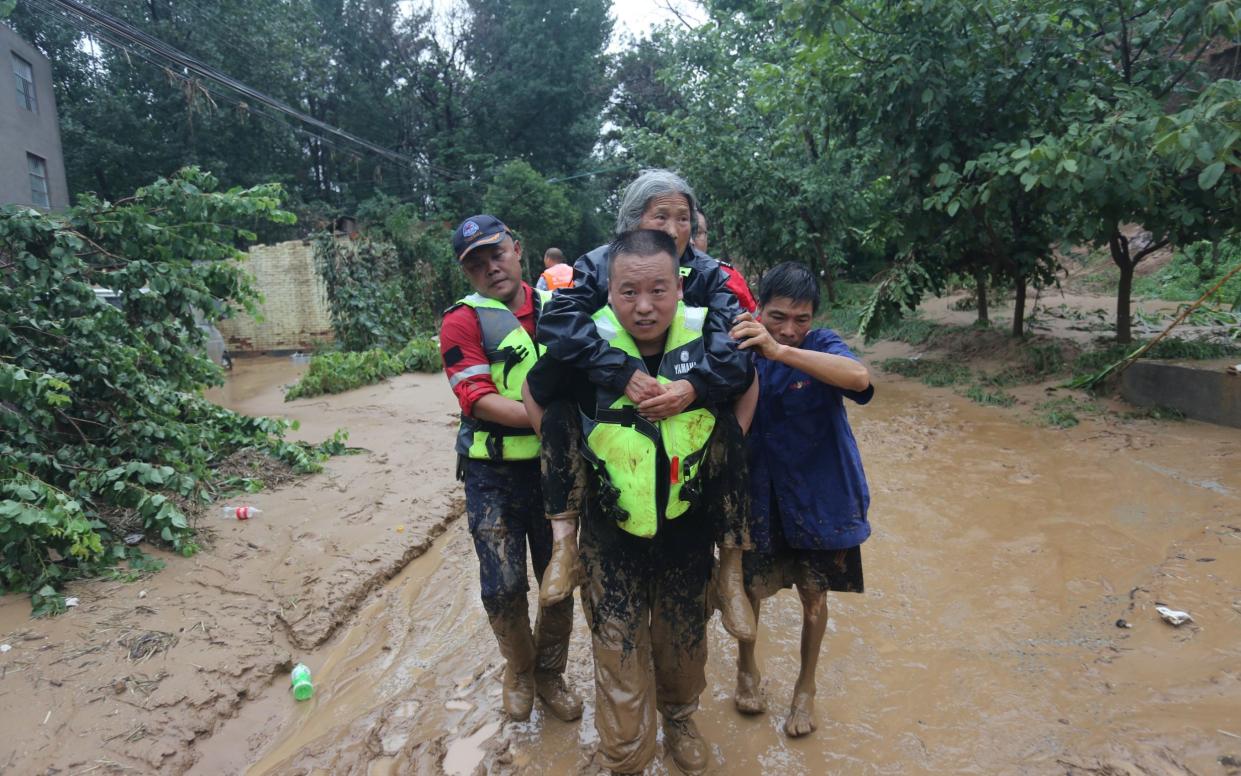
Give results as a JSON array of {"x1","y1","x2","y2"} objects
[
  {"x1": 221, "y1": 506, "x2": 262, "y2": 520},
  {"x1": 291, "y1": 663, "x2": 314, "y2": 701}
]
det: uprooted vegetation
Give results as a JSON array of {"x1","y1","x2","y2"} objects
[{"x1": 1, "y1": 169, "x2": 345, "y2": 611}]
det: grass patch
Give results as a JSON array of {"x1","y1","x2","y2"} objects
[
  {"x1": 962, "y1": 384, "x2": 1017, "y2": 407},
  {"x1": 981, "y1": 340, "x2": 1074, "y2": 387},
  {"x1": 1123, "y1": 405, "x2": 1186, "y2": 422},
  {"x1": 1133, "y1": 239, "x2": 1241, "y2": 304},
  {"x1": 285, "y1": 338, "x2": 440, "y2": 400},
  {"x1": 875, "y1": 316, "x2": 945, "y2": 345},
  {"x1": 880, "y1": 357, "x2": 971, "y2": 387},
  {"x1": 1035, "y1": 396, "x2": 1101, "y2": 428},
  {"x1": 1068, "y1": 337, "x2": 1240, "y2": 386},
  {"x1": 1144, "y1": 338, "x2": 1241, "y2": 359}
]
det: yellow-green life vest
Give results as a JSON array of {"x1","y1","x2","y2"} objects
[
  {"x1": 452, "y1": 288, "x2": 550, "y2": 461},
  {"x1": 581, "y1": 303, "x2": 717, "y2": 538}
]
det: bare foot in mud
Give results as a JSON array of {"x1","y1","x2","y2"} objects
[
  {"x1": 734, "y1": 669, "x2": 766, "y2": 714},
  {"x1": 783, "y1": 691, "x2": 816, "y2": 737}
]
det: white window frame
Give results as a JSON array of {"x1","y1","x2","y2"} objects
[
  {"x1": 28, "y1": 153, "x2": 50, "y2": 208},
  {"x1": 12, "y1": 53, "x2": 37, "y2": 112}
]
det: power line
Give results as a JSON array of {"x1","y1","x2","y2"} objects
[
  {"x1": 37, "y1": 0, "x2": 463, "y2": 178},
  {"x1": 31, "y1": 0, "x2": 601, "y2": 201},
  {"x1": 26, "y1": 0, "x2": 430, "y2": 202}
]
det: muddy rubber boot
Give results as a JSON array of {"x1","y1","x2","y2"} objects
[
  {"x1": 490, "y1": 607, "x2": 537, "y2": 721},
  {"x1": 534, "y1": 598, "x2": 581, "y2": 722},
  {"x1": 593, "y1": 643, "x2": 657, "y2": 774},
  {"x1": 539, "y1": 515, "x2": 583, "y2": 607},
  {"x1": 535, "y1": 673, "x2": 583, "y2": 722},
  {"x1": 716, "y1": 546, "x2": 756, "y2": 643},
  {"x1": 662, "y1": 714, "x2": 709, "y2": 775}
]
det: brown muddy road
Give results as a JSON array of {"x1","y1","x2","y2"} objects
[{"x1": 3, "y1": 355, "x2": 1240, "y2": 775}]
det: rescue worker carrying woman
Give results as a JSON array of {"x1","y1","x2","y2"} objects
[
  {"x1": 532, "y1": 169, "x2": 757, "y2": 647},
  {"x1": 523, "y1": 229, "x2": 758, "y2": 775}
]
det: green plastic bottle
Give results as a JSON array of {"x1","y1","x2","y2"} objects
[{"x1": 291, "y1": 663, "x2": 314, "y2": 701}]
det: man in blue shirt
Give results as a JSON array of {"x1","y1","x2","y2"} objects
[{"x1": 728, "y1": 261, "x2": 873, "y2": 738}]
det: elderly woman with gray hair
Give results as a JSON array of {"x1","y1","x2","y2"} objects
[{"x1": 524, "y1": 169, "x2": 755, "y2": 774}]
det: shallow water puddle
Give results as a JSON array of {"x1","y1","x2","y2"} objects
[{"x1": 444, "y1": 720, "x2": 501, "y2": 775}]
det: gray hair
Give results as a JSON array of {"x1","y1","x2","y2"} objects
[{"x1": 615, "y1": 169, "x2": 698, "y2": 238}]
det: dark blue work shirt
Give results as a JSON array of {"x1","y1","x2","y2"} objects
[{"x1": 749, "y1": 328, "x2": 873, "y2": 552}]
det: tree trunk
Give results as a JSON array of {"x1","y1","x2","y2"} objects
[
  {"x1": 808, "y1": 238, "x2": 838, "y2": 304},
  {"x1": 1109, "y1": 227, "x2": 1134, "y2": 344},
  {"x1": 822, "y1": 264, "x2": 838, "y2": 305},
  {"x1": 1011, "y1": 276, "x2": 1027, "y2": 338},
  {"x1": 799, "y1": 211, "x2": 837, "y2": 304},
  {"x1": 1116, "y1": 261, "x2": 1134, "y2": 344},
  {"x1": 975, "y1": 269, "x2": 989, "y2": 325}
]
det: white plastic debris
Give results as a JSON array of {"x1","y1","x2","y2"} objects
[
  {"x1": 0, "y1": 644, "x2": 11, "y2": 653},
  {"x1": 138, "y1": 590, "x2": 147, "y2": 599},
  {"x1": 64, "y1": 597, "x2": 80, "y2": 608},
  {"x1": 1155, "y1": 605, "x2": 1192, "y2": 626}
]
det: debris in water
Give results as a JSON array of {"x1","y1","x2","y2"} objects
[
  {"x1": 1155, "y1": 605, "x2": 1192, "y2": 627},
  {"x1": 64, "y1": 597, "x2": 79, "y2": 608},
  {"x1": 445, "y1": 699, "x2": 472, "y2": 711},
  {"x1": 291, "y1": 663, "x2": 314, "y2": 701},
  {"x1": 138, "y1": 590, "x2": 147, "y2": 599},
  {"x1": 123, "y1": 533, "x2": 144, "y2": 546},
  {"x1": 394, "y1": 524, "x2": 405, "y2": 533},
  {"x1": 291, "y1": 352, "x2": 312, "y2": 364},
  {"x1": 1115, "y1": 619, "x2": 1132, "y2": 629},
  {"x1": 0, "y1": 644, "x2": 11, "y2": 653},
  {"x1": 119, "y1": 630, "x2": 177, "y2": 662}
]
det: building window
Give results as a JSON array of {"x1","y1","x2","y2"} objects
[
  {"x1": 28, "y1": 153, "x2": 50, "y2": 208},
  {"x1": 12, "y1": 53, "x2": 37, "y2": 112}
]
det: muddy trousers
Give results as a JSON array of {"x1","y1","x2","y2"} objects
[
  {"x1": 462, "y1": 458, "x2": 573, "y2": 677},
  {"x1": 539, "y1": 398, "x2": 752, "y2": 549},
  {"x1": 578, "y1": 499, "x2": 714, "y2": 773}
]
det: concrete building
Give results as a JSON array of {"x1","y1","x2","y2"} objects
[{"x1": 1, "y1": 23, "x2": 68, "y2": 210}]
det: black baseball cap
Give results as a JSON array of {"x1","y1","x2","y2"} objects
[{"x1": 451, "y1": 214, "x2": 512, "y2": 261}]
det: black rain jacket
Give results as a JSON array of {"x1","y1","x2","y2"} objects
[{"x1": 535, "y1": 242, "x2": 750, "y2": 404}]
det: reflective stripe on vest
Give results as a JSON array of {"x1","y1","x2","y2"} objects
[
  {"x1": 580, "y1": 303, "x2": 715, "y2": 538},
  {"x1": 454, "y1": 289, "x2": 550, "y2": 461}
]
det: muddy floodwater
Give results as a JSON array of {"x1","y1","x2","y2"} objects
[
  {"x1": 3, "y1": 355, "x2": 1239, "y2": 775},
  {"x1": 200, "y1": 356, "x2": 1241, "y2": 775}
]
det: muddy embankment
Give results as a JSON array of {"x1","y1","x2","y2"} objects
[
  {"x1": 0, "y1": 358, "x2": 465, "y2": 774},
  {"x1": 3, "y1": 335, "x2": 1241, "y2": 776}
]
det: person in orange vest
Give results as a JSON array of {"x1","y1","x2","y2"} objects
[
  {"x1": 537, "y1": 247, "x2": 575, "y2": 291},
  {"x1": 694, "y1": 209, "x2": 757, "y2": 313}
]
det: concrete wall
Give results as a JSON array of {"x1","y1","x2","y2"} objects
[
  {"x1": 218, "y1": 240, "x2": 335, "y2": 352},
  {"x1": 1121, "y1": 361, "x2": 1241, "y2": 429},
  {"x1": 0, "y1": 23, "x2": 68, "y2": 210}
]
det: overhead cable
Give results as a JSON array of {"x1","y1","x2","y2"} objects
[{"x1": 40, "y1": 0, "x2": 454, "y2": 177}]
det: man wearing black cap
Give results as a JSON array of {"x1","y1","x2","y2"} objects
[{"x1": 438, "y1": 215, "x2": 581, "y2": 723}]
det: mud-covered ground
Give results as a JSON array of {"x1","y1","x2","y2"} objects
[{"x1": 2, "y1": 293, "x2": 1240, "y2": 775}]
